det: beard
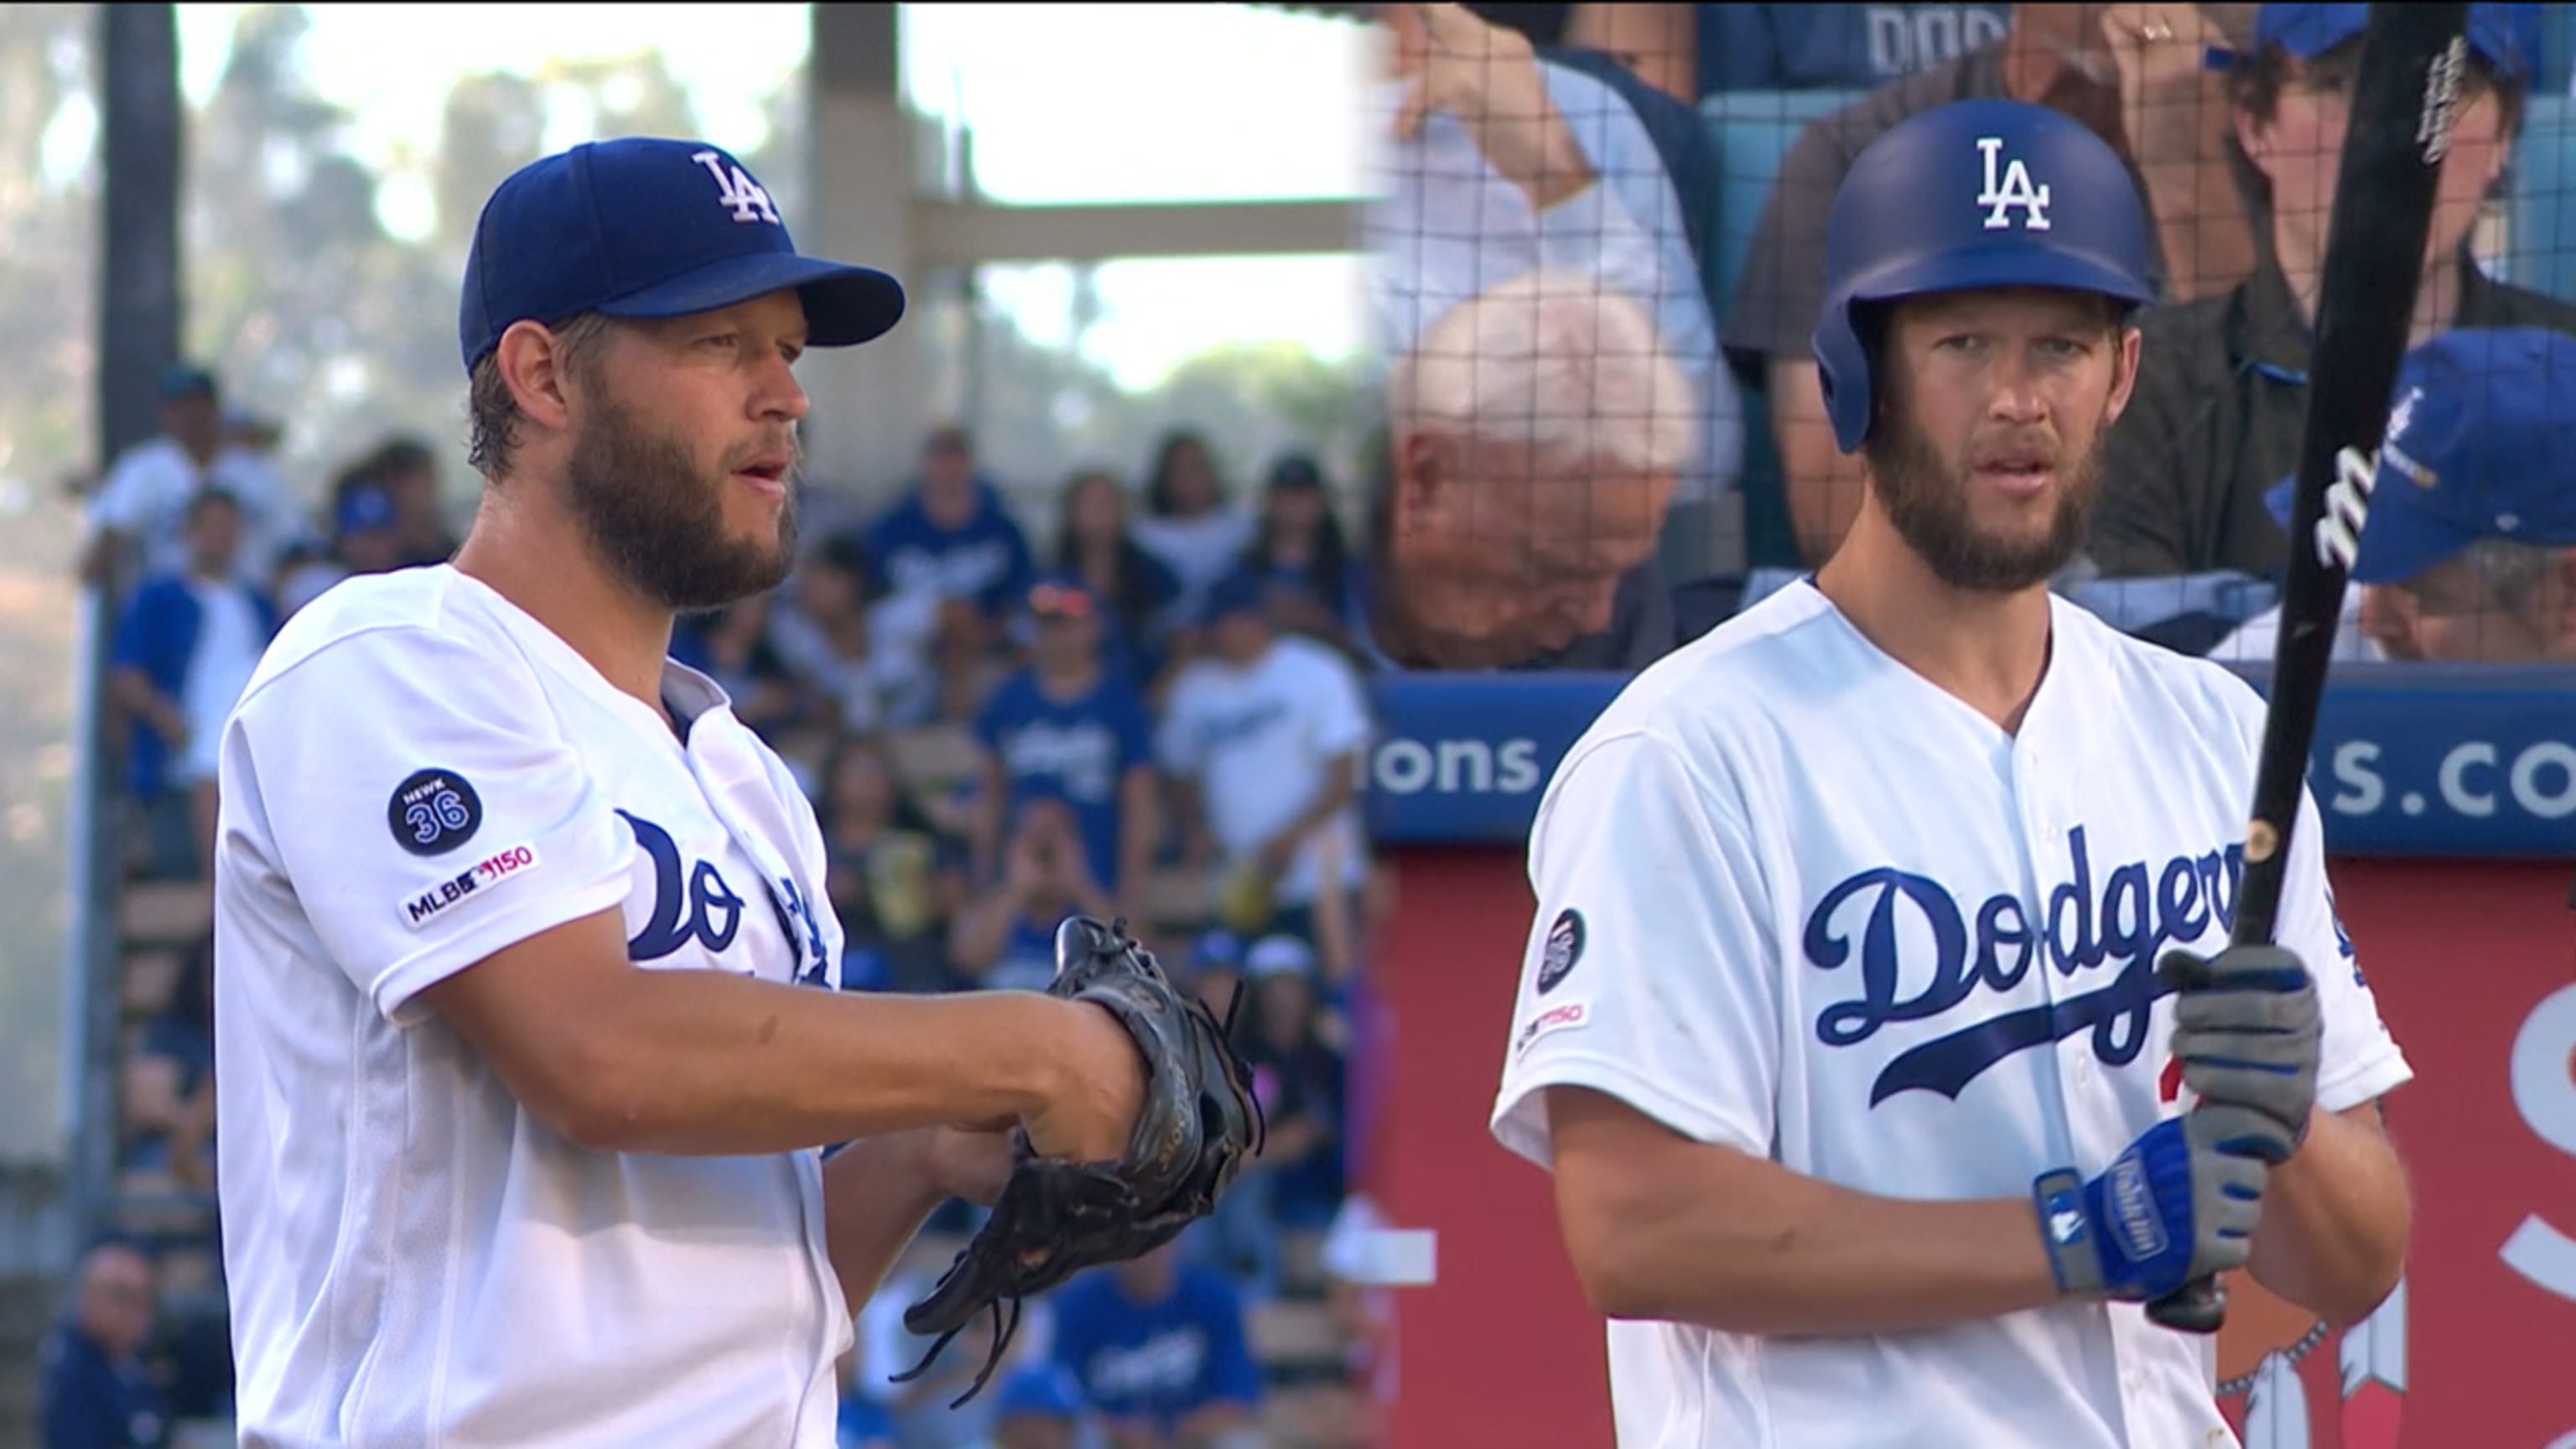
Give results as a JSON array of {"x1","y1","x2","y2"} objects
[
  {"x1": 1865, "y1": 413, "x2": 2105, "y2": 594},
  {"x1": 564, "y1": 387, "x2": 798, "y2": 612}
]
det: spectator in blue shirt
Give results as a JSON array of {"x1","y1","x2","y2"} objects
[
  {"x1": 38, "y1": 1240, "x2": 170, "y2": 1449},
  {"x1": 109, "y1": 487, "x2": 281, "y2": 878},
  {"x1": 969, "y1": 575, "x2": 1161, "y2": 905},
  {"x1": 856, "y1": 423, "x2": 1036, "y2": 641},
  {"x1": 1695, "y1": 3, "x2": 2013, "y2": 93},
  {"x1": 950, "y1": 797, "x2": 1119, "y2": 993},
  {"x1": 1051, "y1": 1241, "x2": 1263, "y2": 1449}
]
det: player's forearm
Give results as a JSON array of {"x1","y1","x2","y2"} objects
[
  {"x1": 1555, "y1": 1126, "x2": 2062, "y2": 1335},
  {"x1": 2246, "y1": 1104, "x2": 2411, "y2": 1326},
  {"x1": 569, "y1": 970, "x2": 1076, "y2": 1156},
  {"x1": 821, "y1": 1130, "x2": 946, "y2": 1316}
]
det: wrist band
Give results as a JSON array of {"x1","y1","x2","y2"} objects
[{"x1": 2032, "y1": 1168, "x2": 2091, "y2": 1296}]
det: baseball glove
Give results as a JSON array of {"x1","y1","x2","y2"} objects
[{"x1": 890, "y1": 914, "x2": 1265, "y2": 1407}]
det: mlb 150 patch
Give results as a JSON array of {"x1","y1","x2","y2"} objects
[
  {"x1": 388, "y1": 767, "x2": 483, "y2": 856},
  {"x1": 401, "y1": 844, "x2": 539, "y2": 930}
]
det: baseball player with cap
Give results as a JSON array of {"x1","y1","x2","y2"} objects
[
  {"x1": 1491, "y1": 99, "x2": 2412, "y2": 1446},
  {"x1": 212, "y1": 139, "x2": 1150, "y2": 1448}
]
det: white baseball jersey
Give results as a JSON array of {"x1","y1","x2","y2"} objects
[
  {"x1": 1489, "y1": 581, "x2": 2411, "y2": 1449},
  {"x1": 213, "y1": 565, "x2": 853, "y2": 1449}
]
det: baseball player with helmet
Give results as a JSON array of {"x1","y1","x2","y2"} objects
[
  {"x1": 1490, "y1": 98, "x2": 2412, "y2": 1447},
  {"x1": 211, "y1": 138, "x2": 1257, "y2": 1449}
]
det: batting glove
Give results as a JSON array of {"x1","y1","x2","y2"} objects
[
  {"x1": 2159, "y1": 944, "x2": 2321, "y2": 1161},
  {"x1": 2034, "y1": 1109, "x2": 2271, "y2": 1302}
]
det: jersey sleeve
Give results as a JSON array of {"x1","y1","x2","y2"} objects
[
  {"x1": 1490, "y1": 730, "x2": 1784, "y2": 1171},
  {"x1": 2277, "y1": 779, "x2": 2413, "y2": 1113},
  {"x1": 226, "y1": 623, "x2": 635, "y2": 1026}
]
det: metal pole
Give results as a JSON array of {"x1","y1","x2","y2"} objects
[{"x1": 63, "y1": 0, "x2": 186, "y2": 1253}]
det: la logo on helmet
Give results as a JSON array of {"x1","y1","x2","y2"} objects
[
  {"x1": 1975, "y1": 136, "x2": 2052, "y2": 231},
  {"x1": 691, "y1": 149, "x2": 781, "y2": 225}
]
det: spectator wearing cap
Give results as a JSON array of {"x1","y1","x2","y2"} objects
[
  {"x1": 1052, "y1": 467, "x2": 1187, "y2": 689},
  {"x1": 109, "y1": 488, "x2": 282, "y2": 878},
  {"x1": 1131, "y1": 429, "x2": 1259, "y2": 629},
  {"x1": 1049, "y1": 1240, "x2": 1263, "y2": 1449},
  {"x1": 1242, "y1": 452, "x2": 1359, "y2": 654},
  {"x1": 273, "y1": 477, "x2": 407, "y2": 621},
  {"x1": 968, "y1": 574, "x2": 1160, "y2": 907},
  {"x1": 81, "y1": 363, "x2": 299, "y2": 595},
  {"x1": 2089, "y1": 3, "x2": 2576, "y2": 589},
  {"x1": 38, "y1": 1239, "x2": 169, "y2": 1449},
  {"x1": 850, "y1": 423, "x2": 1037, "y2": 643},
  {"x1": 990, "y1": 1363, "x2": 1090, "y2": 1449},
  {"x1": 1157, "y1": 567, "x2": 1373, "y2": 968},
  {"x1": 356, "y1": 434, "x2": 462, "y2": 568}
]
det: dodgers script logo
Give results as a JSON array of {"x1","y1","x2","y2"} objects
[
  {"x1": 1975, "y1": 135, "x2": 2051, "y2": 231},
  {"x1": 620, "y1": 811, "x2": 748, "y2": 962},
  {"x1": 1803, "y1": 826, "x2": 2243, "y2": 1104}
]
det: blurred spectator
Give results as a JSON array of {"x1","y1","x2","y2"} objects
[
  {"x1": 273, "y1": 480, "x2": 407, "y2": 621},
  {"x1": 1372, "y1": 3, "x2": 1742, "y2": 507},
  {"x1": 1189, "y1": 933, "x2": 1346, "y2": 1302},
  {"x1": 1732, "y1": 3, "x2": 2262, "y2": 571},
  {"x1": 81, "y1": 364, "x2": 302, "y2": 595},
  {"x1": 952, "y1": 797, "x2": 1119, "y2": 992},
  {"x1": 1366, "y1": 274, "x2": 1690, "y2": 671},
  {"x1": 990, "y1": 1363, "x2": 1089, "y2": 1449},
  {"x1": 355, "y1": 434, "x2": 462, "y2": 568},
  {"x1": 1130, "y1": 429, "x2": 1259, "y2": 624},
  {"x1": 2089, "y1": 2, "x2": 2572, "y2": 583},
  {"x1": 38, "y1": 1240, "x2": 169, "y2": 1449},
  {"x1": 670, "y1": 591, "x2": 812, "y2": 740},
  {"x1": 769, "y1": 533, "x2": 943, "y2": 737},
  {"x1": 854, "y1": 423, "x2": 1037, "y2": 642},
  {"x1": 1176, "y1": 929, "x2": 1249, "y2": 1021},
  {"x1": 1053, "y1": 467, "x2": 1187, "y2": 684},
  {"x1": 1158, "y1": 570, "x2": 1373, "y2": 963},
  {"x1": 818, "y1": 735, "x2": 966, "y2": 996},
  {"x1": 1050, "y1": 1242, "x2": 1263, "y2": 1449},
  {"x1": 110, "y1": 489, "x2": 281, "y2": 879},
  {"x1": 2225, "y1": 327, "x2": 2576, "y2": 666},
  {"x1": 834, "y1": 1392, "x2": 898, "y2": 1449},
  {"x1": 120, "y1": 932, "x2": 216, "y2": 1193},
  {"x1": 1244, "y1": 454, "x2": 1359, "y2": 654},
  {"x1": 969, "y1": 576, "x2": 1161, "y2": 904}
]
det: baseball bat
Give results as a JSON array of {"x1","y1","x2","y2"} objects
[{"x1": 2146, "y1": 0, "x2": 2470, "y2": 1335}]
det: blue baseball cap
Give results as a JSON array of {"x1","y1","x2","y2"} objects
[
  {"x1": 1202, "y1": 567, "x2": 1270, "y2": 626},
  {"x1": 992, "y1": 1364, "x2": 1084, "y2": 1420},
  {"x1": 458, "y1": 138, "x2": 906, "y2": 375},
  {"x1": 158, "y1": 364, "x2": 217, "y2": 402},
  {"x1": 336, "y1": 484, "x2": 398, "y2": 539},
  {"x1": 2264, "y1": 326, "x2": 2576, "y2": 584},
  {"x1": 2236, "y1": 4, "x2": 2541, "y2": 79}
]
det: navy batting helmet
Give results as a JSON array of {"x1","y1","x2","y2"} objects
[{"x1": 1812, "y1": 98, "x2": 2155, "y2": 454}]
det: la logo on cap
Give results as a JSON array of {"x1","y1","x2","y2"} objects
[
  {"x1": 1975, "y1": 135, "x2": 2052, "y2": 232},
  {"x1": 691, "y1": 149, "x2": 780, "y2": 226}
]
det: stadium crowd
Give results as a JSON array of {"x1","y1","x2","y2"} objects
[{"x1": 65, "y1": 377, "x2": 1388, "y2": 1448}]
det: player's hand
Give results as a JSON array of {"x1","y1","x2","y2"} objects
[
  {"x1": 2034, "y1": 1109, "x2": 2272, "y2": 1302},
  {"x1": 2159, "y1": 944, "x2": 2322, "y2": 1161},
  {"x1": 1020, "y1": 996, "x2": 1146, "y2": 1166}
]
